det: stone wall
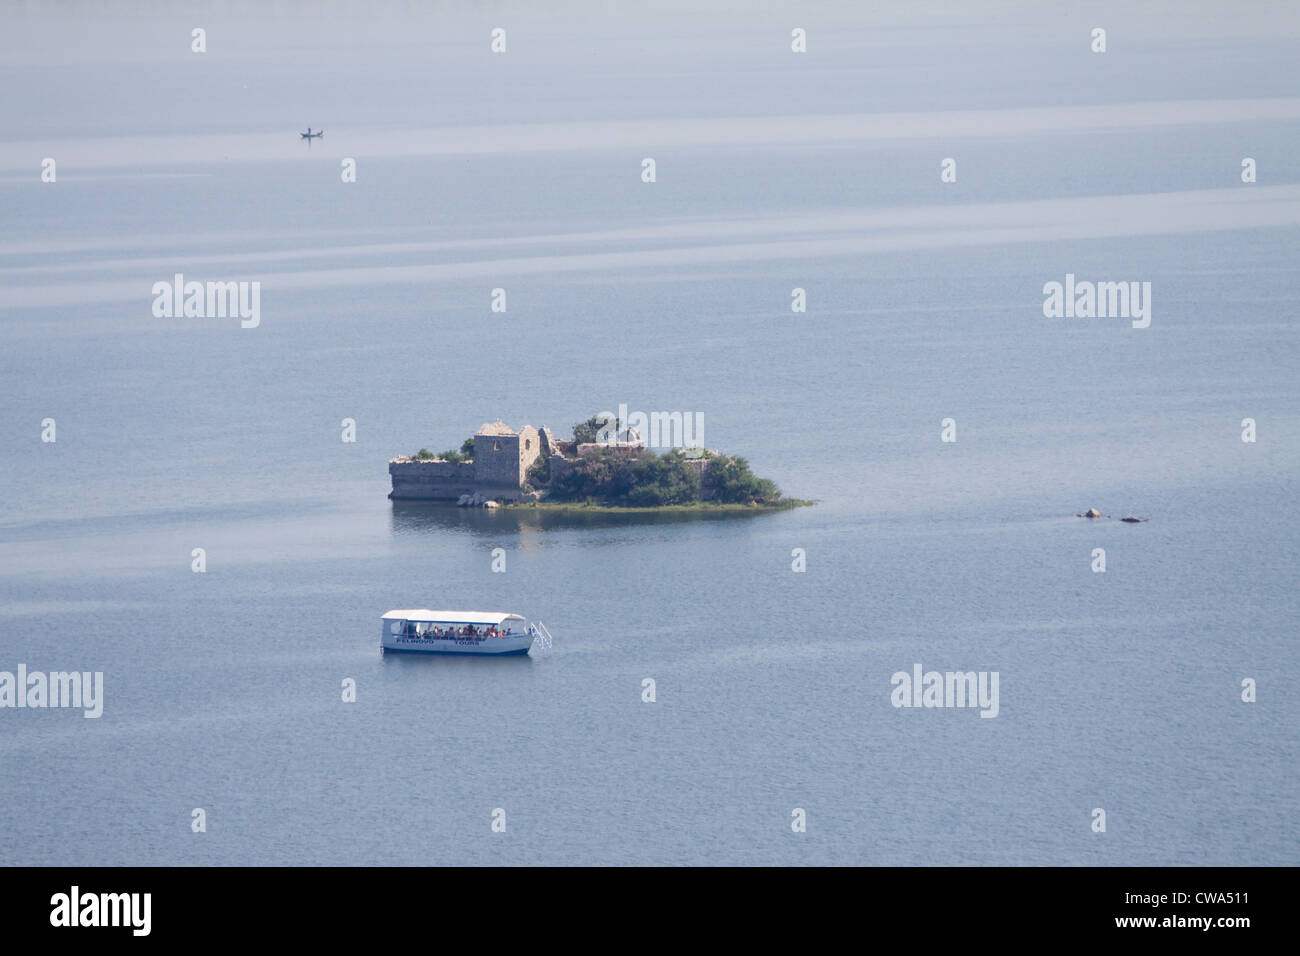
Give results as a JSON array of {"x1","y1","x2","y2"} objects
[
  {"x1": 388, "y1": 459, "x2": 477, "y2": 501},
  {"x1": 389, "y1": 456, "x2": 539, "y2": 502},
  {"x1": 575, "y1": 443, "x2": 646, "y2": 458},
  {"x1": 537, "y1": 426, "x2": 561, "y2": 459},
  {"x1": 517, "y1": 425, "x2": 541, "y2": 484},
  {"x1": 390, "y1": 423, "x2": 546, "y2": 500},
  {"x1": 472, "y1": 433, "x2": 518, "y2": 487},
  {"x1": 470, "y1": 426, "x2": 539, "y2": 487},
  {"x1": 546, "y1": 453, "x2": 575, "y2": 482}
]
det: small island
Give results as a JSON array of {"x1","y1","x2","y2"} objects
[{"x1": 389, "y1": 416, "x2": 811, "y2": 511}]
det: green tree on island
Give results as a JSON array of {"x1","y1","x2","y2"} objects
[{"x1": 571, "y1": 415, "x2": 615, "y2": 445}]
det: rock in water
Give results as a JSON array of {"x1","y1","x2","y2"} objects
[
  {"x1": 1078, "y1": 508, "x2": 1102, "y2": 518},
  {"x1": 1121, "y1": 515, "x2": 1148, "y2": 523}
]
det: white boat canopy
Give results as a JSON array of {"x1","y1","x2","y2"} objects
[{"x1": 382, "y1": 609, "x2": 524, "y2": 625}]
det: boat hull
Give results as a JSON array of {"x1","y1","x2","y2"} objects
[{"x1": 382, "y1": 633, "x2": 533, "y2": 655}]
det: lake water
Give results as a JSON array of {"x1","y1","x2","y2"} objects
[{"x1": 1, "y1": 1, "x2": 1297, "y2": 865}]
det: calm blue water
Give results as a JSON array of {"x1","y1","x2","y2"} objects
[{"x1": 1, "y1": 1, "x2": 1297, "y2": 865}]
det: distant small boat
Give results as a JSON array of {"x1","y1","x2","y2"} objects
[
  {"x1": 380, "y1": 609, "x2": 550, "y2": 656},
  {"x1": 300, "y1": 128, "x2": 324, "y2": 139}
]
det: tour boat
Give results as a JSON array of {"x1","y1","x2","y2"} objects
[{"x1": 380, "y1": 609, "x2": 548, "y2": 656}]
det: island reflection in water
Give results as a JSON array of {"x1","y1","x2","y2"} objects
[{"x1": 389, "y1": 501, "x2": 778, "y2": 537}]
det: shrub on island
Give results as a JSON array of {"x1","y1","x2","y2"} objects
[
  {"x1": 413, "y1": 436, "x2": 476, "y2": 463},
  {"x1": 547, "y1": 448, "x2": 784, "y2": 507}
]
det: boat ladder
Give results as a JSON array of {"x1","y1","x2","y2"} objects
[{"x1": 529, "y1": 620, "x2": 554, "y2": 651}]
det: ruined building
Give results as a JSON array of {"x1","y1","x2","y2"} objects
[
  {"x1": 389, "y1": 419, "x2": 709, "y2": 502},
  {"x1": 389, "y1": 421, "x2": 548, "y2": 502}
]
